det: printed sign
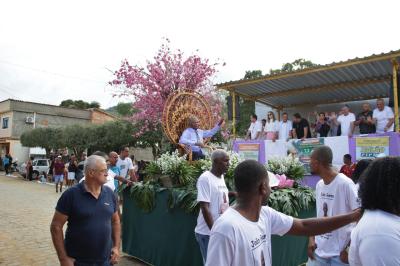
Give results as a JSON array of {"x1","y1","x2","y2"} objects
[
  {"x1": 238, "y1": 143, "x2": 260, "y2": 161},
  {"x1": 356, "y1": 137, "x2": 389, "y2": 160},
  {"x1": 292, "y1": 138, "x2": 325, "y2": 175}
]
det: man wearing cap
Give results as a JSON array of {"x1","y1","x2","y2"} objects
[{"x1": 53, "y1": 156, "x2": 65, "y2": 193}]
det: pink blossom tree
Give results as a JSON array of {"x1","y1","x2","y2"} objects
[{"x1": 109, "y1": 40, "x2": 225, "y2": 157}]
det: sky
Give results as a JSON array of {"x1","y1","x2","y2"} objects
[{"x1": 1, "y1": 0, "x2": 400, "y2": 109}]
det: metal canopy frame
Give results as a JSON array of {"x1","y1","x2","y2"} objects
[{"x1": 217, "y1": 50, "x2": 400, "y2": 136}]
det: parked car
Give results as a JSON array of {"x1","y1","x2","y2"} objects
[{"x1": 19, "y1": 159, "x2": 51, "y2": 179}]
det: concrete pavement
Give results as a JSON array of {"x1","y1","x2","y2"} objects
[{"x1": 0, "y1": 174, "x2": 148, "y2": 266}]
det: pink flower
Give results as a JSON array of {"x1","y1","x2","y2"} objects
[
  {"x1": 276, "y1": 174, "x2": 294, "y2": 188},
  {"x1": 109, "y1": 39, "x2": 225, "y2": 137}
]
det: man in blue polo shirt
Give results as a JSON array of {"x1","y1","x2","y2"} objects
[{"x1": 50, "y1": 155, "x2": 121, "y2": 266}]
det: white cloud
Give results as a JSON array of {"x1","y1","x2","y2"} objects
[{"x1": 0, "y1": 0, "x2": 399, "y2": 108}]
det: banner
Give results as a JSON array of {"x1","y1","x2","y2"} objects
[
  {"x1": 292, "y1": 138, "x2": 325, "y2": 174},
  {"x1": 356, "y1": 137, "x2": 389, "y2": 160},
  {"x1": 237, "y1": 143, "x2": 260, "y2": 161}
]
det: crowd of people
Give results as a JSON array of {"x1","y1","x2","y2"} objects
[
  {"x1": 197, "y1": 148, "x2": 399, "y2": 266},
  {"x1": 20, "y1": 147, "x2": 151, "y2": 193},
  {"x1": 246, "y1": 98, "x2": 396, "y2": 141},
  {"x1": 36, "y1": 142, "x2": 399, "y2": 266}
]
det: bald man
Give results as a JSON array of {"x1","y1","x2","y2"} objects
[
  {"x1": 179, "y1": 116, "x2": 224, "y2": 160},
  {"x1": 195, "y1": 149, "x2": 230, "y2": 263},
  {"x1": 373, "y1": 98, "x2": 394, "y2": 133}
]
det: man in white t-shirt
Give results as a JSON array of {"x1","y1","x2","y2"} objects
[
  {"x1": 206, "y1": 160, "x2": 361, "y2": 266},
  {"x1": 372, "y1": 98, "x2": 395, "y2": 133},
  {"x1": 79, "y1": 151, "x2": 132, "y2": 192},
  {"x1": 307, "y1": 146, "x2": 359, "y2": 266},
  {"x1": 246, "y1": 114, "x2": 262, "y2": 140},
  {"x1": 279, "y1": 112, "x2": 293, "y2": 141},
  {"x1": 195, "y1": 150, "x2": 231, "y2": 264},
  {"x1": 335, "y1": 105, "x2": 356, "y2": 137},
  {"x1": 349, "y1": 157, "x2": 400, "y2": 266},
  {"x1": 116, "y1": 146, "x2": 137, "y2": 182}
]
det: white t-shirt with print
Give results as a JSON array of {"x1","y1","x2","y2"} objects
[
  {"x1": 349, "y1": 209, "x2": 400, "y2": 266},
  {"x1": 195, "y1": 171, "x2": 229, "y2": 236},
  {"x1": 248, "y1": 121, "x2": 262, "y2": 140},
  {"x1": 264, "y1": 121, "x2": 279, "y2": 132},
  {"x1": 373, "y1": 106, "x2": 394, "y2": 133},
  {"x1": 116, "y1": 157, "x2": 134, "y2": 179},
  {"x1": 279, "y1": 121, "x2": 293, "y2": 140},
  {"x1": 206, "y1": 206, "x2": 293, "y2": 266},
  {"x1": 315, "y1": 173, "x2": 359, "y2": 258},
  {"x1": 79, "y1": 169, "x2": 116, "y2": 191},
  {"x1": 337, "y1": 113, "x2": 356, "y2": 136}
]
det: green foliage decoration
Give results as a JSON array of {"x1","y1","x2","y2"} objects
[{"x1": 267, "y1": 187, "x2": 315, "y2": 217}]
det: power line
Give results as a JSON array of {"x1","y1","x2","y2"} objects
[
  {"x1": 0, "y1": 59, "x2": 106, "y2": 84},
  {"x1": 0, "y1": 85, "x2": 18, "y2": 99}
]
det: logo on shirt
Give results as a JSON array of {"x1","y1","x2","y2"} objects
[
  {"x1": 250, "y1": 234, "x2": 266, "y2": 249},
  {"x1": 104, "y1": 203, "x2": 110, "y2": 206},
  {"x1": 320, "y1": 192, "x2": 334, "y2": 200}
]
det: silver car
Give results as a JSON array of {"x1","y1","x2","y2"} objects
[{"x1": 19, "y1": 159, "x2": 51, "y2": 179}]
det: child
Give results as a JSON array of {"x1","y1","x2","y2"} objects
[{"x1": 39, "y1": 171, "x2": 47, "y2": 183}]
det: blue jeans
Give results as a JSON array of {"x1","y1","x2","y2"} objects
[
  {"x1": 74, "y1": 260, "x2": 111, "y2": 266},
  {"x1": 195, "y1": 233, "x2": 209, "y2": 264},
  {"x1": 306, "y1": 252, "x2": 348, "y2": 266},
  {"x1": 192, "y1": 150, "x2": 205, "y2": 161}
]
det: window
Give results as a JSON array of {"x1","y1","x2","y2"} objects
[
  {"x1": 2, "y1": 117, "x2": 9, "y2": 129},
  {"x1": 37, "y1": 160, "x2": 48, "y2": 166}
]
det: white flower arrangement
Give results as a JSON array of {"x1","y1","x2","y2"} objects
[
  {"x1": 197, "y1": 150, "x2": 242, "y2": 172},
  {"x1": 266, "y1": 156, "x2": 305, "y2": 181},
  {"x1": 155, "y1": 150, "x2": 187, "y2": 175},
  {"x1": 227, "y1": 151, "x2": 243, "y2": 170}
]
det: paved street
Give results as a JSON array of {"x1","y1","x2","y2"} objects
[{"x1": 0, "y1": 174, "x2": 148, "y2": 266}]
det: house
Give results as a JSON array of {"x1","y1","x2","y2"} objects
[{"x1": 0, "y1": 99, "x2": 118, "y2": 163}]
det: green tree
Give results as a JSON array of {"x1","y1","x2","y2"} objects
[
  {"x1": 244, "y1": 70, "x2": 263, "y2": 79},
  {"x1": 115, "y1": 102, "x2": 135, "y2": 117},
  {"x1": 88, "y1": 121, "x2": 135, "y2": 153},
  {"x1": 89, "y1": 101, "x2": 101, "y2": 109},
  {"x1": 229, "y1": 70, "x2": 261, "y2": 137},
  {"x1": 61, "y1": 124, "x2": 94, "y2": 156},
  {"x1": 60, "y1": 99, "x2": 101, "y2": 109},
  {"x1": 269, "y1": 59, "x2": 318, "y2": 75},
  {"x1": 20, "y1": 127, "x2": 63, "y2": 155},
  {"x1": 130, "y1": 122, "x2": 166, "y2": 159}
]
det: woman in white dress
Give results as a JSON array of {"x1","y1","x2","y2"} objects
[{"x1": 263, "y1": 112, "x2": 278, "y2": 141}]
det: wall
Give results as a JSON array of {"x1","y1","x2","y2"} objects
[
  {"x1": 90, "y1": 110, "x2": 117, "y2": 124},
  {"x1": 131, "y1": 147, "x2": 154, "y2": 161},
  {"x1": 255, "y1": 102, "x2": 273, "y2": 121},
  {"x1": 0, "y1": 100, "x2": 11, "y2": 113},
  {"x1": 11, "y1": 111, "x2": 90, "y2": 138},
  {"x1": 10, "y1": 100, "x2": 91, "y2": 120},
  {"x1": 9, "y1": 140, "x2": 29, "y2": 163}
]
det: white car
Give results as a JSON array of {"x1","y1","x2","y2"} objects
[
  {"x1": 19, "y1": 159, "x2": 51, "y2": 179},
  {"x1": 32, "y1": 159, "x2": 51, "y2": 177}
]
